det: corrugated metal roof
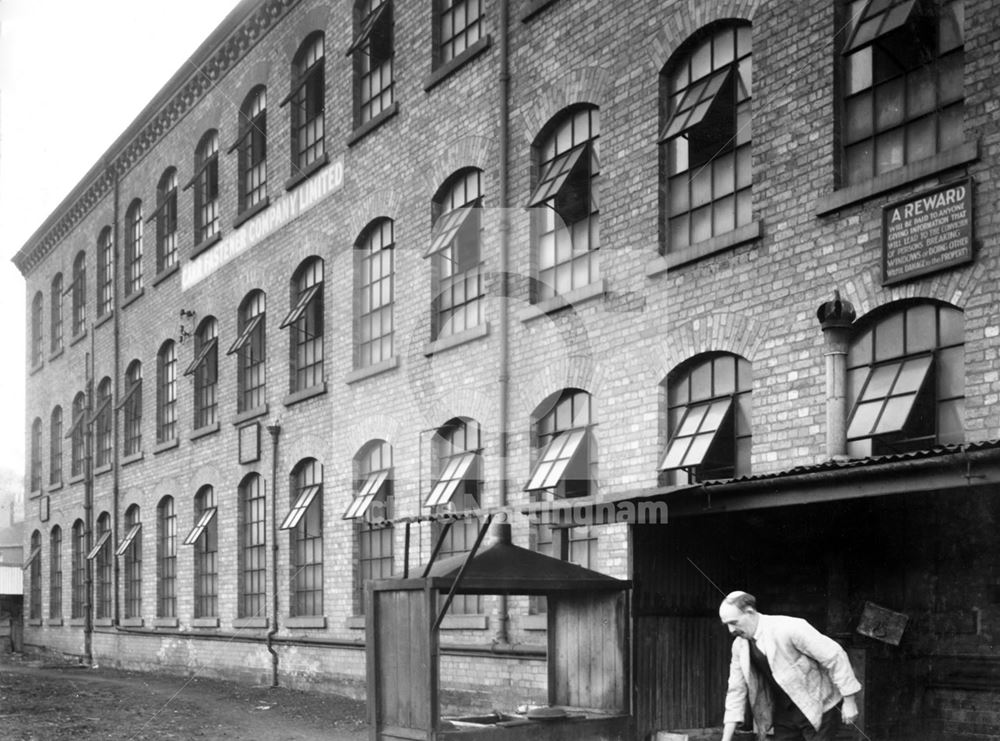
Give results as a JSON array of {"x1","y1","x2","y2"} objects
[{"x1": 0, "y1": 565, "x2": 23, "y2": 595}]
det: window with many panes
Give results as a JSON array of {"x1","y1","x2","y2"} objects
[
  {"x1": 186, "y1": 317, "x2": 218, "y2": 430},
  {"x1": 660, "y1": 353, "x2": 752, "y2": 485},
  {"x1": 235, "y1": 87, "x2": 267, "y2": 212},
  {"x1": 69, "y1": 392, "x2": 86, "y2": 478},
  {"x1": 28, "y1": 530, "x2": 41, "y2": 619},
  {"x1": 31, "y1": 292, "x2": 44, "y2": 367},
  {"x1": 661, "y1": 22, "x2": 752, "y2": 252},
  {"x1": 192, "y1": 130, "x2": 220, "y2": 245},
  {"x1": 846, "y1": 301, "x2": 963, "y2": 456},
  {"x1": 286, "y1": 33, "x2": 325, "y2": 173},
  {"x1": 282, "y1": 258, "x2": 324, "y2": 392},
  {"x1": 841, "y1": 0, "x2": 964, "y2": 185},
  {"x1": 155, "y1": 168, "x2": 178, "y2": 273},
  {"x1": 94, "y1": 377, "x2": 112, "y2": 468},
  {"x1": 97, "y1": 227, "x2": 113, "y2": 317},
  {"x1": 50, "y1": 273, "x2": 63, "y2": 355},
  {"x1": 30, "y1": 418, "x2": 42, "y2": 492},
  {"x1": 346, "y1": 441, "x2": 393, "y2": 614},
  {"x1": 122, "y1": 361, "x2": 142, "y2": 456},
  {"x1": 186, "y1": 486, "x2": 218, "y2": 619},
  {"x1": 71, "y1": 519, "x2": 85, "y2": 619},
  {"x1": 92, "y1": 512, "x2": 112, "y2": 619},
  {"x1": 157, "y1": 341, "x2": 177, "y2": 444},
  {"x1": 528, "y1": 107, "x2": 601, "y2": 301},
  {"x1": 351, "y1": 1, "x2": 394, "y2": 126},
  {"x1": 71, "y1": 252, "x2": 86, "y2": 337},
  {"x1": 281, "y1": 459, "x2": 323, "y2": 617},
  {"x1": 427, "y1": 418, "x2": 482, "y2": 615},
  {"x1": 49, "y1": 526, "x2": 62, "y2": 619},
  {"x1": 356, "y1": 219, "x2": 394, "y2": 368},
  {"x1": 436, "y1": 0, "x2": 483, "y2": 65},
  {"x1": 120, "y1": 505, "x2": 142, "y2": 620},
  {"x1": 239, "y1": 473, "x2": 267, "y2": 619},
  {"x1": 428, "y1": 169, "x2": 483, "y2": 340},
  {"x1": 124, "y1": 201, "x2": 143, "y2": 298},
  {"x1": 49, "y1": 406, "x2": 62, "y2": 486},
  {"x1": 229, "y1": 291, "x2": 266, "y2": 412},
  {"x1": 157, "y1": 496, "x2": 176, "y2": 618}
]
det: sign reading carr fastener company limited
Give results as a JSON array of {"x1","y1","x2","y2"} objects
[
  {"x1": 181, "y1": 157, "x2": 344, "y2": 291},
  {"x1": 882, "y1": 178, "x2": 973, "y2": 286}
]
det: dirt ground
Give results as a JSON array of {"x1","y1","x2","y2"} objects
[{"x1": 0, "y1": 652, "x2": 368, "y2": 740}]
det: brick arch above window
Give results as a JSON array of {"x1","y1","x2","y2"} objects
[
  {"x1": 418, "y1": 135, "x2": 494, "y2": 196},
  {"x1": 837, "y1": 262, "x2": 987, "y2": 320},
  {"x1": 652, "y1": 311, "x2": 766, "y2": 383},
  {"x1": 517, "y1": 67, "x2": 610, "y2": 143},
  {"x1": 647, "y1": 1, "x2": 759, "y2": 72}
]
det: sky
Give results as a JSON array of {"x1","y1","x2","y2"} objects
[{"x1": 0, "y1": 0, "x2": 242, "y2": 477}]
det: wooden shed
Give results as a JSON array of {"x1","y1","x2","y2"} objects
[{"x1": 365, "y1": 521, "x2": 632, "y2": 740}]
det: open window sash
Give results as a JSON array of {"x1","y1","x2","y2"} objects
[
  {"x1": 279, "y1": 484, "x2": 321, "y2": 530},
  {"x1": 145, "y1": 191, "x2": 177, "y2": 224},
  {"x1": 183, "y1": 337, "x2": 218, "y2": 377},
  {"x1": 425, "y1": 203, "x2": 480, "y2": 259},
  {"x1": 659, "y1": 67, "x2": 733, "y2": 143},
  {"x1": 227, "y1": 112, "x2": 267, "y2": 154},
  {"x1": 659, "y1": 397, "x2": 733, "y2": 471},
  {"x1": 183, "y1": 507, "x2": 218, "y2": 546},
  {"x1": 279, "y1": 284, "x2": 321, "y2": 329},
  {"x1": 182, "y1": 153, "x2": 219, "y2": 192},
  {"x1": 279, "y1": 56, "x2": 325, "y2": 108},
  {"x1": 844, "y1": 0, "x2": 918, "y2": 53},
  {"x1": 86, "y1": 530, "x2": 112, "y2": 561},
  {"x1": 227, "y1": 314, "x2": 263, "y2": 356},
  {"x1": 116, "y1": 380, "x2": 142, "y2": 410},
  {"x1": 115, "y1": 523, "x2": 142, "y2": 556},
  {"x1": 524, "y1": 427, "x2": 588, "y2": 493},
  {"x1": 846, "y1": 354, "x2": 933, "y2": 439},
  {"x1": 64, "y1": 410, "x2": 85, "y2": 440},
  {"x1": 89, "y1": 394, "x2": 112, "y2": 424},
  {"x1": 526, "y1": 142, "x2": 591, "y2": 210},
  {"x1": 345, "y1": 0, "x2": 390, "y2": 58},
  {"x1": 22, "y1": 546, "x2": 41, "y2": 571},
  {"x1": 343, "y1": 469, "x2": 389, "y2": 519},
  {"x1": 424, "y1": 451, "x2": 477, "y2": 508}
]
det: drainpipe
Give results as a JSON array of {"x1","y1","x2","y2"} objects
[
  {"x1": 83, "y1": 349, "x2": 94, "y2": 666},
  {"x1": 494, "y1": 0, "x2": 512, "y2": 647},
  {"x1": 266, "y1": 422, "x2": 281, "y2": 687},
  {"x1": 109, "y1": 162, "x2": 122, "y2": 627},
  {"x1": 816, "y1": 291, "x2": 856, "y2": 460}
]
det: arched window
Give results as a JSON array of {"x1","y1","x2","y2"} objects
[
  {"x1": 288, "y1": 33, "x2": 325, "y2": 171},
  {"x1": 186, "y1": 485, "x2": 218, "y2": 619},
  {"x1": 187, "y1": 316, "x2": 218, "y2": 430},
  {"x1": 350, "y1": 1, "x2": 393, "y2": 127},
  {"x1": 346, "y1": 441, "x2": 393, "y2": 614},
  {"x1": 49, "y1": 525, "x2": 62, "y2": 619},
  {"x1": 282, "y1": 258, "x2": 324, "y2": 392},
  {"x1": 660, "y1": 22, "x2": 752, "y2": 253},
  {"x1": 193, "y1": 130, "x2": 220, "y2": 245},
  {"x1": 846, "y1": 301, "x2": 964, "y2": 456},
  {"x1": 49, "y1": 406, "x2": 63, "y2": 486},
  {"x1": 429, "y1": 169, "x2": 483, "y2": 340},
  {"x1": 70, "y1": 392, "x2": 86, "y2": 477},
  {"x1": 121, "y1": 505, "x2": 142, "y2": 619},
  {"x1": 282, "y1": 459, "x2": 323, "y2": 617},
  {"x1": 97, "y1": 226, "x2": 114, "y2": 317},
  {"x1": 660, "y1": 353, "x2": 752, "y2": 484},
  {"x1": 31, "y1": 291, "x2": 44, "y2": 367},
  {"x1": 125, "y1": 201, "x2": 143, "y2": 297},
  {"x1": 30, "y1": 418, "x2": 42, "y2": 493},
  {"x1": 157, "y1": 341, "x2": 177, "y2": 444},
  {"x1": 93, "y1": 512, "x2": 112, "y2": 619},
  {"x1": 355, "y1": 219, "x2": 394, "y2": 368},
  {"x1": 50, "y1": 273, "x2": 64, "y2": 355},
  {"x1": 123, "y1": 360, "x2": 143, "y2": 456},
  {"x1": 71, "y1": 520, "x2": 86, "y2": 619},
  {"x1": 528, "y1": 106, "x2": 601, "y2": 300},
  {"x1": 841, "y1": 0, "x2": 965, "y2": 184},
  {"x1": 71, "y1": 251, "x2": 86, "y2": 337},
  {"x1": 237, "y1": 86, "x2": 267, "y2": 212},
  {"x1": 229, "y1": 290, "x2": 266, "y2": 412},
  {"x1": 94, "y1": 377, "x2": 113, "y2": 468},
  {"x1": 28, "y1": 530, "x2": 41, "y2": 619},
  {"x1": 157, "y1": 496, "x2": 177, "y2": 618},
  {"x1": 239, "y1": 473, "x2": 267, "y2": 619},
  {"x1": 155, "y1": 168, "x2": 179, "y2": 273}
]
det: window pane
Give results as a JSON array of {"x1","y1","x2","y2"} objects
[
  {"x1": 939, "y1": 1, "x2": 964, "y2": 53},
  {"x1": 905, "y1": 117, "x2": 935, "y2": 163},
  {"x1": 691, "y1": 206, "x2": 712, "y2": 244},
  {"x1": 937, "y1": 398, "x2": 964, "y2": 444},
  {"x1": 845, "y1": 93, "x2": 873, "y2": 143},
  {"x1": 938, "y1": 52, "x2": 963, "y2": 105},
  {"x1": 845, "y1": 49, "x2": 872, "y2": 96},
  {"x1": 906, "y1": 65, "x2": 935, "y2": 118},
  {"x1": 736, "y1": 190, "x2": 752, "y2": 227},
  {"x1": 937, "y1": 345, "x2": 964, "y2": 399},
  {"x1": 874, "y1": 129, "x2": 904, "y2": 175},
  {"x1": 669, "y1": 175, "x2": 690, "y2": 215},
  {"x1": 938, "y1": 104, "x2": 964, "y2": 151},
  {"x1": 713, "y1": 196, "x2": 735, "y2": 234},
  {"x1": 905, "y1": 304, "x2": 937, "y2": 353},
  {"x1": 690, "y1": 360, "x2": 712, "y2": 400},
  {"x1": 713, "y1": 28, "x2": 734, "y2": 68},
  {"x1": 848, "y1": 399, "x2": 882, "y2": 438},
  {"x1": 894, "y1": 356, "x2": 930, "y2": 393},
  {"x1": 845, "y1": 141, "x2": 872, "y2": 184},
  {"x1": 874, "y1": 312, "x2": 904, "y2": 361},
  {"x1": 668, "y1": 137, "x2": 689, "y2": 175},
  {"x1": 669, "y1": 215, "x2": 690, "y2": 250},
  {"x1": 691, "y1": 164, "x2": 712, "y2": 208},
  {"x1": 736, "y1": 146, "x2": 751, "y2": 189},
  {"x1": 691, "y1": 39, "x2": 712, "y2": 81},
  {"x1": 715, "y1": 357, "x2": 735, "y2": 394},
  {"x1": 874, "y1": 394, "x2": 915, "y2": 434},
  {"x1": 713, "y1": 152, "x2": 735, "y2": 197},
  {"x1": 874, "y1": 78, "x2": 905, "y2": 130},
  {"x1": 863, "y1": 363, "x2": 899, "y2": 399},
  {"x1": 939, "y1": 307, "x2": 963, "y2": 346}
]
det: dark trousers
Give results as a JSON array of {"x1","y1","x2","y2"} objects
[{"x1": 771, "y1": 701, "x2": 842, "y2": 741}]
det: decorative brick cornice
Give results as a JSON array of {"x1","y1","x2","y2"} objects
[{"x1": 14, "y1": 0, "x2": 298, "y2": 277}]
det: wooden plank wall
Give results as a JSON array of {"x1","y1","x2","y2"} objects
[{"x1": 374, "y1": 589, "x2": 433, "y2": 734}]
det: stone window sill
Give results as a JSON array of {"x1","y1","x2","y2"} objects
[
  {"x1": 233, "y1": 197, "x2": 270, "y2": 230},
  {"x1": 234, "y1": 617, "x2": 268, "y2": 630},
  {"x1": 122, "y1": 452, "x2": 144, "y2": 467},
  {"x1": 285, "y1": 153, "x2": 329, "y2": 192},
  {"x1": 154, "y1": 438, "x2": 179, "y2": 455},
  {"x1": 192, "y1": 617, "x2": 219, "y2": 629},
  {"x1": 816, "y1": 141, "x2": 979, "y2": 216},
  {"x1": 439, "y1": 614, "x2": 489, "y2": 630},
  {"x1": 346, "y1": 355, "x2": 399, "y2": 384},
  {"x1": 347, "y1": 103, "x2": 399, "y2": 148},
  {"x1": 283, "y1": 382, "x2": 327, "y2": 408},
  {"x1": 648, "y1": 221, "x2": 762, "y2": 275},
  {"x1": 520, "y1": 0, "x2": 560, "y2": 22},
  {"x1": 153, "y1": 617, "x2": 179, "y2": 628},
  {"x1": 152, "y1": 263, "x2": 179, "y2": 288},
  {"x1": 121, "y1": 617, "x2": 143, "y2": 628},
  {"x1": 424, "y1": 36, "x2": 491, "y2": 92},
  {"x1": 69, "y1": 618, "x2": 87, "y2": 627},
  {"x1": 518, "y1": 279, "x2": 606, "y2": 323},
  {"x1": 70, "y1": 330, "x2": 88, "y2": 348},
  {"x1": 346, "y1": 616, "x2": 365, "y2": 630},
  {"x1": 46, "y1": 618, "x2": 63, "y2": 627},
  {"x1": 29, "y1": 361, "x2": 44, "y2": 376},
  {"x1": 69, "y1": 473, "x2": 85, "y2": 485},
  {"x1": 285, "y1": 616, "x2": 326, "y2": 629},
  {"x1": 522, "y1": 614, "x2": 548, "y2": 631},
  {"x1": 424, "y1": 323, "x2": 490, "y2": 357},
  {"x1": 95, "y1": 311, "x2": 114, "y2": 330},
  {"x1": 232, "y1": 404, "x2": 269, "y2": 426},
  {"x1": 190, "y1": 232, "x2": 223, "y2": 261},
  {"x1": 191, "y1": 422, "x2": 220, "y2": 441},
  {"x1": 47, "y1": 480, "x2": 63, "y2": 493},
  {"x1": 94, "y1": 463, "x2": 112, "y2": 478},
  {"x1": 94, "y1": 618, "x2": 113, "y2": 627},
  {"x1": 122, "y1": 288, "x2": 144, "y2": 310},
  {"x1": 49, "y1": 347, "x2": 64, "y2": 363}
]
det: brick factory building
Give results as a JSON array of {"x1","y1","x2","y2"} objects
[{"x1": 13, "y1": 0, "x2": 1000, "y2": 738}]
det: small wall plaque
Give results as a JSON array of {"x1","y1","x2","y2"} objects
[
  {"x1": 856, "y1": 601, "x2": 908, "y2": 646},
  {"x1": 239, "y1": 422, "x2": 260, "y2": 464}
]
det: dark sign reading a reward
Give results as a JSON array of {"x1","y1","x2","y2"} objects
[{"x1": 882, "y1": 178, "x2": 973, "y2": 285}]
